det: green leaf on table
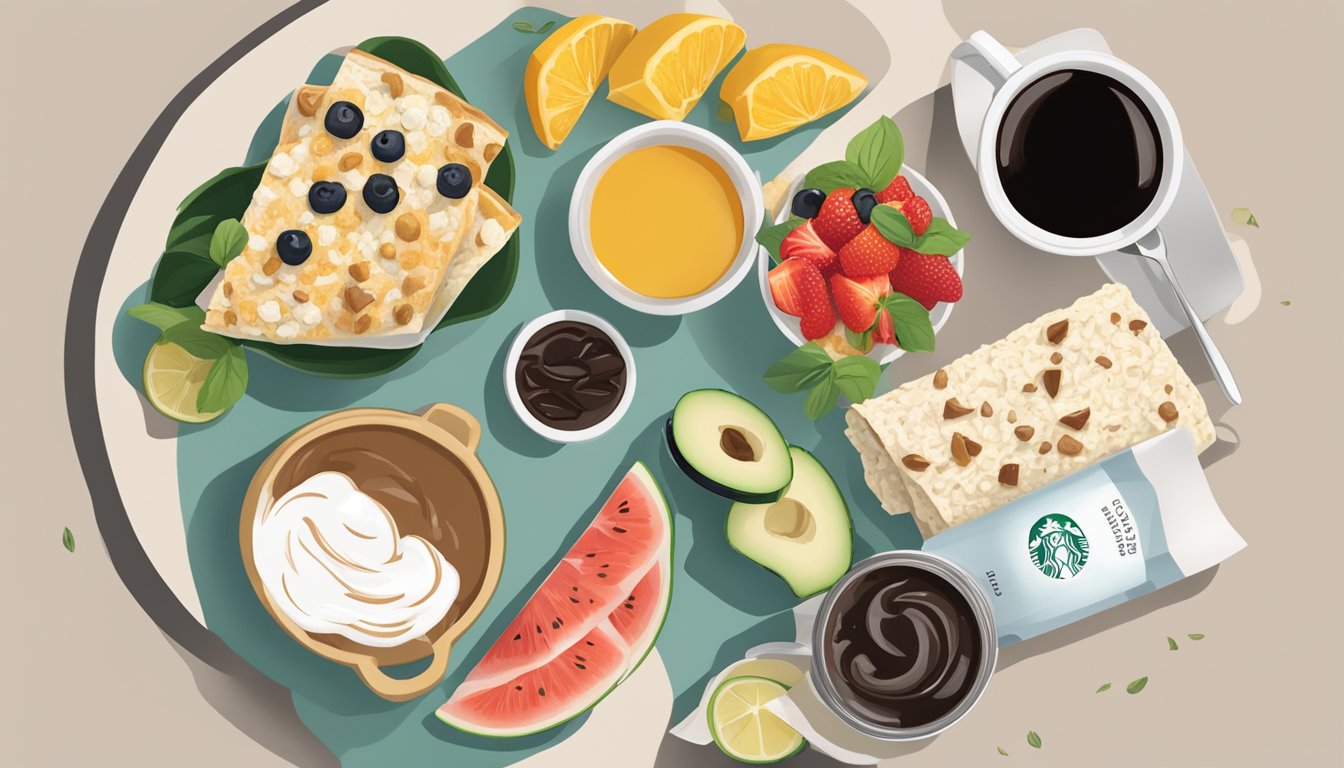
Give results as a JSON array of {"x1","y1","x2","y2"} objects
[
  {"x1": 803, "y1": 378, "x2": 840, "y2": 420},
  {"x1": 166, "y1": 214, "x2": 218, "y2": 250},
  {"x1": 160, "y1": 324, "x2": 234, "y2": 360},
  {"x1": 1126, "y1": 676, "x2": 1149, "y2": 694},
  {"x1": 803, "y1": 160, "x2": 868, "y2": 194},
  {"x1": 208, "y1": 219, "x2": 249, "y2": 269},
  {"x1": 512, "y1": 20, "x2": 535, "y2": 33},
  {"x1": 1280, "y1": 300, "x2": 1291, "y2": 307},
  {"x1": 1026, "y1": 731, "x2": 1042, "y2": 749},
  {"x1": 832, "y1": 355, "x2": 881, "y2": 403},
  {"x1": 127, "y1": 302, "x2": 206, "y2": 332},
  {"x1": 912, "y1": 218, "x2": 972, "y2": 255},
  {"x1": 1168, "y1": 636, "x2": 1179, "y2": 651},
  {"x1": 62, "y1": 527, "x2": 75, "y2": 553},
  {"x1": 1188, "y1": 633, "x2": 1206, "y2": 641},
  {"x1": 1231, "y1": 207, "x2": 1259, "y2": 227},
  {"x1": 197, "y1": 346, "x2": 248, "y2": 413},
  {"x1": 757, "y1": 217, "x2": 806, "y2": 263},
  {"x1": 149, "y1": 251, "x2": 223, "y2": 308},
  {"x1": 871, "y1": 204, "x2": 916, "y2": 247},
  {"x1": 997, "y1": 746, "x2": 1008, "y2": 757},
  {"x1": 879, "y1": 293, "x2": 935, "y2": 353},
  {"x1": 764, "y1": 342, "x2": 834, "y2": 392},
  {"x1": 536, "y1": 20, "x2": 556, "y2": 34},
  {"x1": 1096, "y1": 682, "x2": 1112, "y2": 693},
  {"x1": 845, "y1": 116, "x2": 904, "y2": 189}
]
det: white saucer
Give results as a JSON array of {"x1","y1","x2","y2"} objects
[{"x1": 949, "y1": 28, "x2": 1243, "y2": 337}]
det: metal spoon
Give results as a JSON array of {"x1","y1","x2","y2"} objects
[{"x1": 1121, "y1": 230, "x2": 1241, "y2": 405}]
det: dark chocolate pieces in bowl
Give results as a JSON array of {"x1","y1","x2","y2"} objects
[{"x1": 514, "y1": 321, "x2": 627, "y2": 431}]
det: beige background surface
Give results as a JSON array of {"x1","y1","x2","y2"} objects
[{"x1": 5, "y1": 0, "x2": 1343, "y2": 766}]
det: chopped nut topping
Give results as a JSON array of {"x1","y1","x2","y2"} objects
[
  {"x1": 1050, "y1": 351, "x2": 1063, "y2": 365},
  {"x1": 1059, "y1": 407, "x2": 1091, "y2": 430},
  {"x1": 381, "y1": 72, "x2": 404, "y2": 98},
  {"x1": 1158, "y1": 401, "x2": 1179, "y2": 422},
  {"x1": 339, "y1": 152, "x2": 362, "y2": 171},
  {"x1": 484, "y1": 143, "x2": 503, "y2": 162},
  {"x1": 1039, "y1": 441, "x2": 1053, "y2": 455},
  {"x1": 1057, "y1": 435, "x2": 1084, "y2": 456},
  {"x1": 1164, "y1": 384, "x2": 1174, "y2": 394},
  {"x1": 379, "y1": 242, "x2": 396, "y2": 259},
  {"x1": 1110, "y1": 312, "x2": 1121, "y2": 325},
  {"x1": 1106, "y1": 424, "x2": 1122, "y2": 432},
  {"x1": 455, "y1": 122, "x2": 475, "y2": 148},
  {"x1": 943, "y1": 398, "x2": 974, "y2": 419},
  {"x1": 1014, "y1": 425, "x2": 1035, "y2": 442},
  {"x1": 348, "y1": 262, "x2": 370, "y2": 282},
  {"x1": 394, "y1": 303, "x2": 414, "y2": 326},
  {"x1": 296, "y1": 85, "x2": 326, "y2": 117},
  {"x1": 395, "y1": 213, "x2": 421, "y2": 242},
  {"x1": 1046, "y1": 319, "x2": 1069, "y2": 344},
  {"x1": 1042, "y1": 368, "x2": 1062, "y2": 398},
  {"x1": 222, "y1": 282, "x2": 233, "y2": 298},
  {"x1": 999, "y1": 464, "x2": 1020, "y2": 487},
  {"x1": 1095, "y1": 355, "x2": 1113, "y2": 369},
  {"x1": 223, "y1": 309, "x2": 238, "y2": 325},
  {"x1": 951, "y1": 432, "x2": 979, "y2": 467},
  {"x1": 434, "y1": 92, "x2": 455, "y2": 108},
  {"x1": 1129, "y1": 319, "x2": 1148, "y2": 335},
  {"x1": 1022, "y1": 383, "x2": 1038, "y2": 393},
  {"x1": 344, "y1": 285, "x2": 374, "y2": 313},
  {"x1": 292, "y1": 290, "x2": 309, "y2": 303},
  {"x1": 933, "y1": 368, "x2": 948, "y2": 389},
  {"x1": 402, "y1": 275, "x2": 425, "y2": 296},
  {"x1": 980, "y1": 401, "x2": 993, "y2": 417},
  {"x1": 1007, "y1": 409, "x2": 1018, "y2": 424},
  {"x1": 262, "y1": 257, "x2": 281, "y2": 276},
  {"x1": 354, "y1": 314, "x2": 373, "y2": 334},
  {"x1": 902, "y1": 454, "x2": 930, "y2": 472}
]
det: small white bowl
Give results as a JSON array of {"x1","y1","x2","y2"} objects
[
  {"x1": 503, "y1": 309, "x2": 637, "y2": 444},
  {"x1": 758, "y1": 166, "x2": 967, "y2": 364},
  {"x1": 569, "y1": 121, "x2": 766, "y2": 315}
]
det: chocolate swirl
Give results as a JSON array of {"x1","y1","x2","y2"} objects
[{"x1": 822, "y1": 565, "x2": 982, "y2": 728}]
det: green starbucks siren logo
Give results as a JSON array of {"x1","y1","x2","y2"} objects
[{"x1": 1028, "y1": 514, "x2": 1090, "y2": 579}]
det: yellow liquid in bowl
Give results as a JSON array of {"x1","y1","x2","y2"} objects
[{"x1": 590, "y1": 145, "x2": 744, "y2": 299}]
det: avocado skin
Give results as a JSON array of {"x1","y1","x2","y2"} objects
[{"x1": 664, "y1": 419, "x2": 788, "y2": 504}]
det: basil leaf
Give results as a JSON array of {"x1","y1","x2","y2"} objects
[
  {"x1": 803, "y1": 160, "x2": 868, "y2": 194},
  {"x1": 870, "y1": 205, "x2": 916, "y2": 247},
  {"x1": 757, "y1": 218, "x2": 806, "y2": 264},
  {"x1": 160, "y1": 324, "x2": 234, "y2": 360},
  {"x1": 150, "y1": 251, "x2": 221, "y2": 307},
  {"x1": 832, "y1": 355, "x2": 881, "y2": 403},
  {"x1": 536, "y1": 20, "x2": 556, "y2": 34},
  {"x1": 803, "y1": 378, "x2": 839, "y2": 420},
  {"x1": 1096, "y1": 682, "x2": 1112, "y2": 693},
  {"x1": 764, "y1": 343, "x2": 834, "y2": 392},
  {"x1": 1167, "y1": 636, "x2": 1179, "y2": 651},
  {"x1": 881, "y1": 293, "x2": 935, "y2": 353},
  {"x1": 1188, "y1": 633, "x2": 1206, "y2": 641},
  {"x1": 845, "y1": 116, "x2": 903, "y2": 189},
  {"x1": 166, "y1": 214, "x2": 217, "y2": 250},
  {"x1": 997, "y1": 747, "x2": 1008, "y2": 757},
  {"x1": 845, "y1": 327, "x2": 874, "y2": 354},
  {"x1": 1126, "y1": 676, "x2": 1149, "y2": 694},
  {"x1": 1027, "y1": 731, "x2": 1042, "y2": 749},
  {"x1": 209, "y1": 219, "x2": 249, "y2": 269},
  {"x1": 512, "y1": 21, "x2": 535, "y2": 32},
  {"x1": 197, "y1": 345, "x2": 248, "y2": 413},
  {"x1": 127, "y1": 302, "x2": 206, "y2": 332},
  {"x1": 911, "y1": 217, "x2": 972, "y2": 256},
  {"x1": 62, "y1": 527, "x2": 75, "y2": 553}
]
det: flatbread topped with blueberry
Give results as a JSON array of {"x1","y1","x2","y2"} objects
[{"x1": 203, "y1": 50, "x2": 513, "y2": 343}]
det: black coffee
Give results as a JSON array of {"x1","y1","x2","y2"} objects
[{"x1": 996, "y1": 69, "x2": 1163, "y2": 238}]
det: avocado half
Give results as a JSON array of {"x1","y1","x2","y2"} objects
[
  {"x1": 666, "y1": 389, "x2": 792, "y2": 503},
  {"x1": 727, "y1": 447, "x2": 853, "y2": 598}
]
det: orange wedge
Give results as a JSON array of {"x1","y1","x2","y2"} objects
[
  {"x1": 606, "y1": 14, "x2": 746, "y2": 121},
  {"x1": 720, "y1": 44, "x2": 866, "y2": 141},
  {"x1": 525, "y1": 14, "x2": 637, "y2": 150}
]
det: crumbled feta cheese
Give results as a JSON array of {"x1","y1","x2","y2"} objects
[
  {"x1": 341, "y1": 170, "x2": 366, "y2": 190},
  {"x1": 406, "y1": 130, "x2": 428, "y2": 155},
  {"x1": 248, "y1": 234, "x2": 269, "y2": 252},
  {"x1": 298, "y1": 124, "x2": 312, "y2": 137},
  {"x1": 314, "y1": 274, "x2": 339, "y2": 286},
  {"x1": 384, "y1": 288, "x2": 402, "y2": 304},
  {"x1": 252, "y1": 185, "x2": 279, "y2": 207},
  {"x1": 276, "y1": 321, "x2": 300, "y2": 338},
  {"x1": 392, "y1": 163, "x2": 416, "y2": 188},
  {"x1": 318, "y1": 225, "x2": 337, "y2": 246},
  {"x1": 288, "y1": 178, "x2": 307, "y2": 197},
  {"x1": 401, "y1": 107, "x2": 427, "y2": 131},
  {"x1": 291, "y1": 142, "x2": 310, "y2": 164},
  {"x1": 397, "y1": 94, "x2": 427, "y2": 114},
  {"x1": 251, "y1": 272, "x2": 274, "y2": 287},
  {"x1": 268, "y1": 152, "x2": 298, "y2": 178},
  {"x1": 416, "y1": 165, "x2": 437, "y2": 188},
  {"x1": 295, "y1": 303, "x2": 322, "y2": 326},
  {"x1": 426, "y1": 105, "x2": 451, "y2": 137},
  {"x1": 480, "y1": 219, "x2": 506, "y2": 247},
  {"x1": 297, "y1": 211, "x2": 315, "y2": 226},
  {"x1": 258, "y1": 300, "x2": 282, "y2": 323},
  {"x1": 428, "y1": 210, "x2": 449, "y2": 232},
  {"x1": 365, "y1": 89, "x2": 388, "y2": 116},
  {"x1": 279, "y1": 272, "x2": 296, "y2": 284}
]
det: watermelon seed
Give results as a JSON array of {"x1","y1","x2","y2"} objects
[
  {"x1": 515, "y1": 685, "x2": 523, "y2": 691},
  {"x1": 513, "y1": 633, "x2": 521, "y2": 641},
  {"x1": 588, "y1": 599, "x2": 594, "y2": 604},
  {"x1": 552, "y1": 621, "x2": 559, "y2": 630},
  {"x1": 536, "y1": 625, "x2": 543, "y2": 634},
  {"x1": 576, "y1": 655, "x2": 586, "y2": 661},
  {"x1": 569, "y1": 597, "x2": 580, "y2": 604},
  {"x1": 585, "y1": 553, "x2": 596, "y2": 558},
  {"x1": 586, "y1": 641, "x2": 595, "y2": 646},
  {"x1": 613, "y1": 527, "x2": 627, "y2": 534},
  {"x1": 624, "y1": 603, "x2": 634, "y2": 609},
  {"x1": 539, "y1": 687, "x2": 546, "y2": 696},
  {"x1": 597, "y1": 573, "x2": 607, "y2": 579},
  {"x1": 571, "y1": 586, "x2": 579, "y2": 591},
  {"x1": 575, "y1": 663, "x2": 587, "y2": 670}
]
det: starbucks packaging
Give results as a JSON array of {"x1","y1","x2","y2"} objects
[{"x1": 922, "y1": 427, "x2": 1245, "y2": 644}]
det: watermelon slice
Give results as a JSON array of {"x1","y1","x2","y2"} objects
[{"x1": 437, "y1": 462, "x2": 673, "y2": 736}]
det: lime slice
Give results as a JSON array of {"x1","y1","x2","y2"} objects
[
  {"x1": 142, "y1": 341, "x2": 224, "y2": 423},
  {"x1": 708, "y1": 675, "x2": 805, "y2": 763}
]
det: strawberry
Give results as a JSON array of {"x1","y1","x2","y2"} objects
[
  {"x1": 831, "y1": 273, "x2": 891, "y2": 333},
  {"x1": 873, "y1": 307, "x2": 897, "y2": 345},
  {"x1": 889, "y1": 248, "x2": 962, "y2": 310},
  {"x1": 812, "y1": 187, "x2": 866, "y2": 251},
  {"x1": 767, "y1": 258, "x2": 808, "y2": 316},
  {"x1": 883, "y1": 195, "x2": 932, "y2": 235},
  {"x1": 875, "y1": 175, "x2": 914, "y2": 204},
  {"x1": 779, "y1": 220, "x2": 838, "y2": 277},
  {"x1": 838, "y1": 225, "x2": 903, "y2": 278}
]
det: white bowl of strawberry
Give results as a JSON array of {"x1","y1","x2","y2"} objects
[{"x1": 758, "y1": 117, "x2": 969, "y2": 365}]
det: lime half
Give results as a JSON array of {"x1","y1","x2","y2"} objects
[
  {"x1": 142, "y1": 341, "x2": 223, "y2": 423},
  {"x1": 708, "y1": 675, "x2": 806, "y2": 763}
]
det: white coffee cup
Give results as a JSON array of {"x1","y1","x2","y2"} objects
[{"x1": 952, "y1": 31, "x2": 1183, "y2": 257}]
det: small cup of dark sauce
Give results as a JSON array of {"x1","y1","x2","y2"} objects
[
  {"x1": 505, "y1": 310, "x2": 635, "y2": 443},
  {"x1": 813, "y1": 551, "x2": 997, "y2": 740}
]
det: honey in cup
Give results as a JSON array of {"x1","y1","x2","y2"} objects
[{"x1": 590, "y1": 145, "x2": 744, "y2": 299}]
